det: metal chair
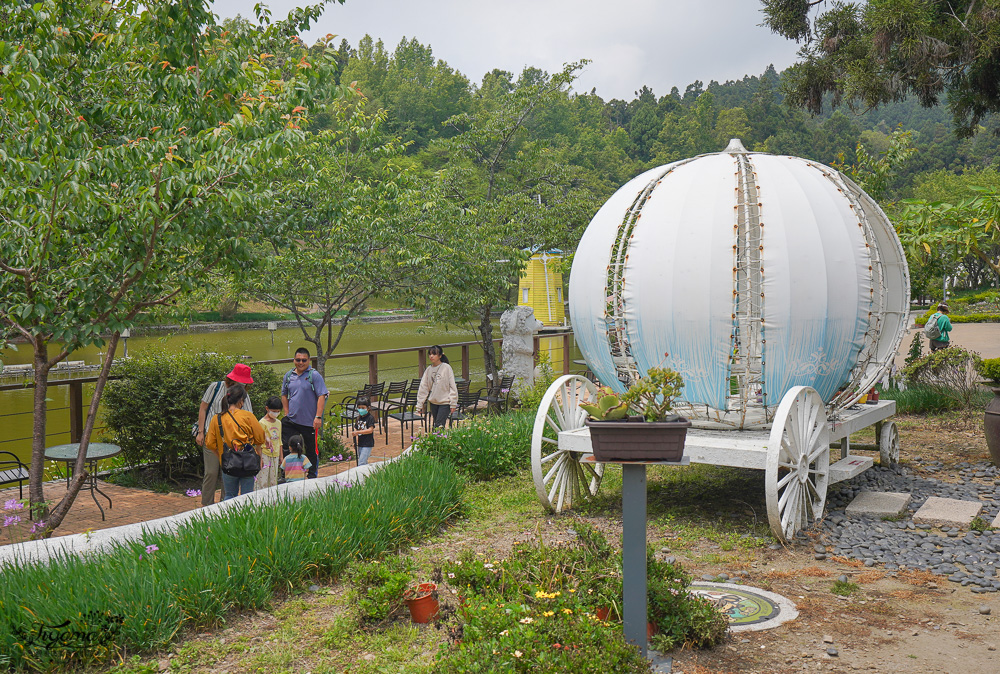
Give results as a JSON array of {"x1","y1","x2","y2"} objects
[
  {"x1": 0, "y1": 451, "x2": 29, "y2": 499},
  {"x1": 483, "y1": 375, "x2": 516, "y2": 412},
  {"x1": 456, "y1": 380, "x2": 471, "y2": 395},
  {"x1": 448, "y1": 388, "x2": 484, "y2": 427},
  {"x1": 385, "y1": 390, "x2": 425, "y2": 447},
  {"x1": 340, "y1": 383, "x2": 384, "y2": 435}
]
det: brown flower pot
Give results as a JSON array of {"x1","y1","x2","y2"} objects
[
  {"x1": 986, "y1": 387, "x2": 1000, "y2": 467},
  {"x1": 595, "y1": 606, "x2": 657, "y2": 638},
  {"x1": 585, "y1": 416, "x2": 691, "y2": 461},
  {"x1": 404, "y1": 583, "x2": 439, "y2": 623}
]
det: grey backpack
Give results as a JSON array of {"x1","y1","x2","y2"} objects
[{"x1": 922, "y1": 313, "x2": 942, "y2": 340}]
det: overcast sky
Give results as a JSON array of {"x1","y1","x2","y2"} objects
[{"x1": 211, "y1": 0, "x2": 803, "y2": 101}]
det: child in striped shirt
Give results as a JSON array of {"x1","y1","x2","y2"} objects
[{"x1": 280, "y1": 435, "x2": 312, "y2": 482}]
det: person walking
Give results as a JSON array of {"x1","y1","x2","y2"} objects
[
  {"x1": 281, "y1": 347, "x2": 328, "y2": 479},
  {"x1": 196, "y1": 363, "x2": 254, "y2": 506},
  {"x1": 416, "y1": 345, "x2": 458, "y2": 429},
  {"x1": 203, "y1": 383, "x2": 264, "y2": 501},
  {"x1": 927, "y1": 303, "x2": 953, "y2": 352}
]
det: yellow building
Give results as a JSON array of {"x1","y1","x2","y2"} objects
[{"x1": 518, "y1": 250, "x2": 565, "y2": 326}]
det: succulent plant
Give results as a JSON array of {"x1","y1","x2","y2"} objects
[{"x1": 580, "y1": 390, "x2": 629, "y2": 420}]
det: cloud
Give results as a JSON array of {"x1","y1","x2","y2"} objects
[{"x1": 211, "y1": 0, "x2": 800, "y2": 99}]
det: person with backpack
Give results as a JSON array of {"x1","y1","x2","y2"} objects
[
  {"x1": 203, "y1": 383, "x2": 264, "y2": 501},
  {"x1": 924, "y1": 303, "x2": 953, "y2": 352},
  {"x1": 195, "y1": 363, "x2": 255, "y2": 506},
  {"x1": 281, "y1": 347, "x2": 329, "y2": 479}
]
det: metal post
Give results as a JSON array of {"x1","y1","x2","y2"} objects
[
  {"x1": 562, "y1": 332, "x2": 571, "y2": 374},
  {"x1": 462, "y1": 345, "x2": 470, "y2": 382},
  {"x1": 69, "y1": 381, "x2": 83, "y2": 443},
  {"x1": 368, "y1": 354, "x2": 378, "y2": 386},
  {"x1": 621, "y1": 463, "x2": 648, "y2": 658}
]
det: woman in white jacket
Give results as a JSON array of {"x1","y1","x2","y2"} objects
[{"x1": 416, "y1": 345, "x2": 458, "y2": 428}]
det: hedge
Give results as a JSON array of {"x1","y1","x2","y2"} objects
[{"x1": 102, "y1": 349, "x2": 282, "y2": 477}]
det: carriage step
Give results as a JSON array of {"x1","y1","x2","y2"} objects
[{"x1": 829, "y1": 455, "x2": 873, "y2": 483}]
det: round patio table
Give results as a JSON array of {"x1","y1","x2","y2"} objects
[{"x1": 43, "y1": 443, "x2": 121, "y2": 521}]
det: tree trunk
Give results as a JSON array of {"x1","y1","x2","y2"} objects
[
  {"x1": 29, "y1": 338, "x2": 52, "y2": 520},
  {"x1": 478, "y1": 306, "x2": 502, "y2": 411},
  {"x1": 32, "y1": 334, "x2": 122, "y2": 538}
]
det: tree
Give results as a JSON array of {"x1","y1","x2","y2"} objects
[
  {"x1": 0, "y1": 0, "x2": 343, "y2": 534},
  {"x1": 423, "y1": 62, "x2": 594, "y2": 399},
  {"x1": 247, "y1": 101, "x2": 429, "y2": 376},
  {"x1": 833, "y1": 126, "x2": 916, "y2": 203},
  {"x1": 762, "y1": 0, "x2": 1000, "y2": 137}
]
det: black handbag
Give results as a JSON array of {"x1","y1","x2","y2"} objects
[{"x1": 218, "y1": 411, "x2": 261, "y2": 478}]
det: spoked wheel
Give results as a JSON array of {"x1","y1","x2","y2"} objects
[
  {"x1": 531, "y1": 375, "x2": 604, "y2": 513},
  {"x1": 765, "y1": 386, "x2": 830, "y2": 543},
  {"x1": 878, "y1": 420, "x2": 900, "y2": 466}
]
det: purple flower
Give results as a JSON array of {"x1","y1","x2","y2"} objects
[
  {"x1": 3, "y1": 499, "x2": 23, "y2": 511},
  {"x1": 3, "y1": 515, "x2": 21, "y2": 527},
  {"x1": 29, "y1": 521, "x2": 46, "y2": 534},
  {"x1": 145, "y1": 544, "x2": 159, "y2": 553},
  {"x1": 185, "y1": 489, "x2": 202, "y2": 498}
]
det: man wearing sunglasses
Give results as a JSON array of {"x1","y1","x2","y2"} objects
[{"x1": 281, "y1": 347, "x2": 329, "y2": 478}]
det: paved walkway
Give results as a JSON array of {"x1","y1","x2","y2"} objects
[
  {"x1": 0, "y1": 422, "x2": 419, "y2": 544},
  {"x1": 893, "y1": 320, "x2": 1000, "y2": 370}
]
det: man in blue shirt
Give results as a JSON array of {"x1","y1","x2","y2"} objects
[{"x1": 281, "y1": 347, "x2": 329, "y2": 478}]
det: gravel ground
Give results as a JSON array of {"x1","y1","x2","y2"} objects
[{"x1": 809, "y1": 461, "x2": 1000, "y2": 592}]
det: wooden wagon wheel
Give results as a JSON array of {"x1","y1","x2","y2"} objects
[
  {"x1": 879, "y1": 420, "x2": 900, "y2": 466},
  {"x1": 765, "y1": 386, "x2": 830, "y2": 543},
  {"x1": 531, "y1": 375, "x2": 604, "y2": 513}
]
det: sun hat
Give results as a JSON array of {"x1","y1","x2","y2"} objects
[
  {"x1": 226, "y1": 363, "x2": 254, "y2": 384},
  {"x1": 938, "y1": 303, "x2": 950, "y2": 312}
]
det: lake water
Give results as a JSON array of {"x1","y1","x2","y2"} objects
[{"x1": 0, "y1": 321, "x2": 580, "y2": 467}]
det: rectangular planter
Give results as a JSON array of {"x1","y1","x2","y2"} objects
[{"x1": 585, "y1": 416, "x2": 691, "y2": 462}]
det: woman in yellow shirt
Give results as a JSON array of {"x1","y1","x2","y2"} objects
[{"x1": 204, "y1": 383, "x2": 265, "y2": 501}]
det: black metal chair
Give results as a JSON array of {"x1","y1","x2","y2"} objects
[
  {"x1": 483, "y1": 375, "x2": 516, "y2": 413},
  {"x1": 448, "y1": 388, "x2": 484, "y2": 427},
  {"x1": 456, "y1": 380, "x2": 471, "y2": 395},
  {"x1": 0, "y1": 451, "x2": 29, "y2": 499},
  {"x1": 385, "y1": 390, "x2": 425, "y2": 447},
  {"x1": 340, "y1": 383, "x2": 384, "y2": 435}
]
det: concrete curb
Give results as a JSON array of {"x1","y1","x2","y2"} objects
[{"x1": 0, "y1": 449, "x2": 414, "y2": 570}]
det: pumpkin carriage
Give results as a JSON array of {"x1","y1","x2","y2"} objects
[{"x1": 531, "y1": 140, "x2": 909, "y2": 542}]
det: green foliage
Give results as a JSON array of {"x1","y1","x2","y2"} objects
[
  {"x1": 0, "y1": 0, "x2": 346, "y2": 522},
  {"x1": 762, "y1": 0, "x2": 1000, "y2": 137},
  {"x1": 578, "y1": 390, "x2": 628, "y2": 421},
  {"x1": 903, "y1": 346, "x2": 985, "y2": 409},
  {"x1": 978, "y1": 358, "x2": 1000, "y2": 384},
  {"x1": 833, "y1": 127, "x2": 915, "y2": 202},
  {"x1": 512, "y1": 354, "x2": 556, "y2": 412},
  {"x1": 101, "y1": 350, "x2": 281, "y2": 475},
  {"x1": 247, "y1": 99, "x2": 428, "y2": 377},
  {"x1": 877, "y1": 385, "x2": 965, "y2": 415},
  {"x1": 437, "y1": 522, "x2": 724, "y2": 671},
  {"x1": 831, "y1": 579, "x2": 859, "y2": 597},
  {"x1": 905, "y1": 333, "x2": 924, "y2": 368},
  {"x1": 621, "y1": 367, "x2": 686, "y2": 422},
  {"x1": 0, "y1": 452, "x2": 462, "y2": 670},
  {"x1": 412, "y1": 411, "x2": 535, "y2": 481},
  {"x1": 346, "y1": 556, "x2": 415, "y2": 624}
]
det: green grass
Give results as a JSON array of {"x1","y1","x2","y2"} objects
[
  {"x1": 0, "y1": 452, "x2": 462, "y2": 672},
  {"x1": 876, "y1": 384, "x2": 989, "y2": 414},
  {"x1": 832, "y1": 579, "x2": 860, "y2": 596}
]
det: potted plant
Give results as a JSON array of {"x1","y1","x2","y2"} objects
[
  {"x1": 403, "y1": 581, "x2": 439, "y2": 623},
  {"x1": 978, "y1": 357, "x2": 1000, "y2": 466},
  {"x1": 581, "y1": 367, "x2": 691, "y2": 461}
]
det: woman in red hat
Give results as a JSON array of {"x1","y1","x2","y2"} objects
[{"x1": 195, "y1": 363, "x2": 254, "y2": 506}]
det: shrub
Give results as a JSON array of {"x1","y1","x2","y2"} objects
[
  {"x1": 346, "y1": 556, "x2": 415, "y2": 624},
  {"x1": 102, "y1": 349, "x2": 281, "y2": 477},
  {"x1": 903, "y1": 346, "x2": 983, "y2": 408},
  {"x1": 877, "y1": 385, "x2": 963, "y2": 414},
  {"x1": 978, "y1": 357, "x2": 1000, "y2": 384},
  {"x1": 512, "y1": 353, "x2": 556, "y2": 412},
  {"x1": 412, "y1": 411, "x2": 535, "y2": 481},
  {"x1": 904, "y1": 332, "x2": 924, "y2": 367},
  {"x1": 438, "y1": 521, "x2": 726, "y2": 671},
  {"x1": 0, "y1": 452, "x2": 462, "y2": 671}
]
